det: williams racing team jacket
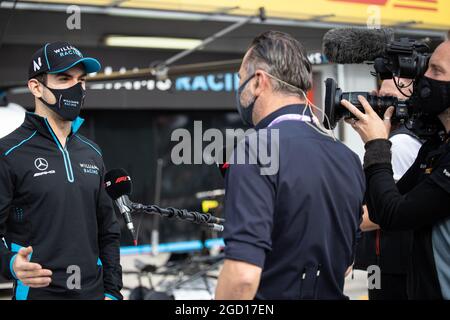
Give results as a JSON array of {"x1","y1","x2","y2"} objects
[{"x1": 0, "y1": 112, "x2": 122, "y2": 300}]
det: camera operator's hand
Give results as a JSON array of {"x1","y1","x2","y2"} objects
[{"x1": 341, "y1": 95, "x2": 394, "y2": 143}]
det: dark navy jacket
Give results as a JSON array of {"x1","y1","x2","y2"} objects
[
  {"x1": 0, "y1": 112, "x2": 122, "y2": 300},
  {"x1": 223, "y1": 104, "x2": 365, "y2": 300}
]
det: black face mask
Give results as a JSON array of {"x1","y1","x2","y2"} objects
[
  {"x1": 236, "y1": 74, "x2": 257, "y2": 126},
  {"x1": 39, "y1": 82, "x2": 85, "y2": 121},
  {"x1": 415, "y1": 76, "x2": 450, "y2": 116}
]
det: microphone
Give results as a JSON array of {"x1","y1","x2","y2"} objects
[
  {"x1": 104, "y1": 168, "x2": 138, "y2": 246},
  {"x1": 322, "y1": 28, "x2": 394, "y2": 64}
]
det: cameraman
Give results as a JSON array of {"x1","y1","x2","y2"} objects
[
  {"x1": 341, "y1": 40, "x2": 450, "y2": 300},
  {"x1": 357, "y1": 78, "x2": 422, "y2": 300}
]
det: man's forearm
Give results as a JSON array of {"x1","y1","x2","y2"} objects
[
  {"x1": 99, "y1": 233, "x2": 123, "y2": 299},
  {"x1": 215, "y1": 281, "x2": 256, "y2": 300},
  {"x1": 215, "y1": 259, "x2": 261, "y2": 300},
  {"x1": 215, "y1": 276, "x2": 257, "y2": 300}
]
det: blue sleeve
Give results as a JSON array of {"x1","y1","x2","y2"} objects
[{"x1": 222, "y1": 137, "x2": 276, "y2": 268}]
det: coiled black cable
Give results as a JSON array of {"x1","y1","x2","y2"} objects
[{"x1": 131, "y1": 203, "x2": 225, "y2": 231}]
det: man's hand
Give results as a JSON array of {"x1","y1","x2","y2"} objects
[
  {"x1": 341, "y1": 95, "x2": 394, "y2": 143},
  {"x1": 360, "y1": 205, "x2": 380, "y2": 232},
  {"x1": 13, "y1": 246, "x2": 52, "y2": 288}
]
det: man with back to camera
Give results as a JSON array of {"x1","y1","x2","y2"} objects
[
  {"x1": 341, "y1": 40, "x2": 450, "y2": 299},
  {"x1": 356, "y1": 78, "x2": 422, "y2": 300},
  {"x1": 0, "y1": 42, "x2": 123, "y2": 300},
  {"x1": 215, "y1": 31, "x2": 365, "y2": 300}
]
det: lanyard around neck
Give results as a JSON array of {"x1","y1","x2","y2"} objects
[{"x1": 267, "y1": 114, "x2": 312, "y2": 128}]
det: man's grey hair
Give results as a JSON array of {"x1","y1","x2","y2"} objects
[{"x1": 245, "y1": 31, "x2": 312, "y2": 96}]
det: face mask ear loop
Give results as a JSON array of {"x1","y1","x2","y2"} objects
[
  {"x1": 301, "y1": 91, "x2": 337, "y2": 141},
  {"x1": 294, "y1": 83, "x2": 336, "y2": 141},
  {"x1": 263, "y1": 71, "x2": 336, "y2": 140},
  {"x1": 299, "y1": 92, "x2": 325, "y2": 138},
  {"x1": 38, "y1": 83, "x2": 60, "y2": 110},
  {"x1": 309, "y1": 95, "x2": 336, "y2": 141},
  {"x1": 39, "y1": 80, "x2": 66, "y2": 109}
]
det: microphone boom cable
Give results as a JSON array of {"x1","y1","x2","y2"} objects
[
  {"x1": 104, "y1": 168, "x2": 225, "y2": 246},
  {"x1": 131, "y1": 203, "x2": 225, "y2": 232}
]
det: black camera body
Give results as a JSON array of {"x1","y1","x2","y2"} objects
[
  {"x1": 374, "y1": 37, "x2": 430, "y2": 80},
  {"x1": 322, "y1": 31, "x2": 442, "y2": 137}
]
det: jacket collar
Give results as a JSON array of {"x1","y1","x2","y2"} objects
[
  {"x1": 255, "y1": 104, "x2": 310, "y2": 130},
  {"x1": 23, "y1": 112, "x2": 85, "y2": 142}
]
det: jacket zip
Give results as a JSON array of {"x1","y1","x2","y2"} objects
[{"x1": 44, "y1": 119, "x2": 74, "y2": 183}]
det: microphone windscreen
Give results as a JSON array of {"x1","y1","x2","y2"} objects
[
  {"x1": 104, "y1": 168, "x2": 132, "y2": 200},
  {"x1": 322, "y1": 28, "x2": 394, "y2": 64}
]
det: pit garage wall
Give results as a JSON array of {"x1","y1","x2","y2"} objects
[
  {"x1": 6, "y1": 58, "x2": 376, "y2": 162},
  {"x1": 0, "y1": 62, "x2": 377, "y2": 248}
]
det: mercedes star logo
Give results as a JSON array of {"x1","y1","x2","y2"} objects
[{"x1": 34, "y1": 158, "x2": 49, "y2": 171}]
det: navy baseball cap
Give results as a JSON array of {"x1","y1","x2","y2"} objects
[{"x1": 28, "y1": 41, "x2": 101, "y2": 79}]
